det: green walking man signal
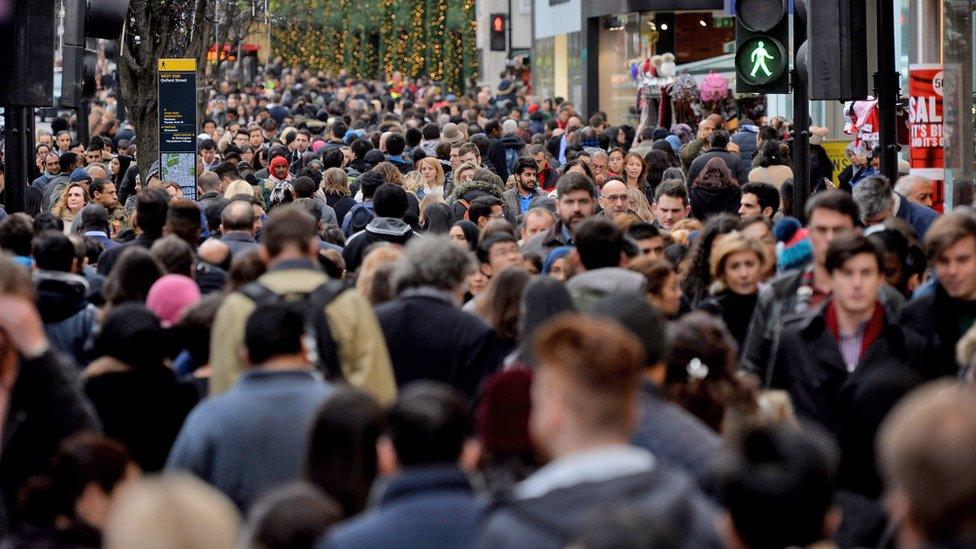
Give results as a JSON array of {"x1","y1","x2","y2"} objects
[{"x1": 750, "y1": 41, "x2": 774, "y2": 78}]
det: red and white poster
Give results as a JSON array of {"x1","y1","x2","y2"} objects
[{"x1": 908, "y1": 64, "x2": 944, "y2": 210}]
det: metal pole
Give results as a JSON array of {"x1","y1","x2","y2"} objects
[
  {"x1": 507, "y1": 0, "x2": 512, "y2": 56},
  {"x1": 874, "y1": 0, "x2": 900, "y2": 183},
  {"x1": 77, "y1": 99, "x2": 90, "y2": 146},
  {"x1": 792, "y1": 12, "x2": 810, "y2": 223},
  {"x1": 3, "y1": 106, "x2": 33, "y2": 214}
]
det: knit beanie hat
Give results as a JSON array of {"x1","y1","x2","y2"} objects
[
  {"x1": 774, "y1": 217, "x2": 813, "y2": 272},
  {"x1": 476, "y1": 369, "x2": 533, "y2": 456},
  {"x1": 146, "y1": 274, "x2": 201, "y2": 328}
]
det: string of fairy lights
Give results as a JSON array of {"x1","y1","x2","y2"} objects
[{"x1": 270, "y1": 0, "x2": 477, "y2": 92}]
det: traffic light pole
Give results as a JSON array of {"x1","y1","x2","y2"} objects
[
  {"x1": 875, "y1": 0, "x2": 900, "y2": 184},
  {"x1": 3, "y1": 106, "x2": 34, "y2": 214},
  {"x1": 792, "y1": 15, "x2": 811, "y2": 223}
]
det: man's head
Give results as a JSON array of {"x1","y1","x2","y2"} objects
[
  {"x1": 719, "y1": 425, "x2": 838, "y2": 549},
  {"x1": 44, "y1": 153, "x2": 60, "y2": 175},
  {"x1": 385, "y1": 133, "x2": 406, "y2": 156},
  {"x1": 32, "y1": 230, "x2": 78, "y2": 273},
  {"x1": 221, "y1": 200, "x2": 256, "y2": 235},
  {"x1": 59, "y1": 152, "x2": 80, "y2": 174},
  {"x1": 457, "y1": 143, "x2": 480, "y2": 166},
  {"x1": 894, "y1": 175, "x2": 935, "y2": 208},
  {"x1": 244, "y1": 304, "x2": 307, "y2": 367},
  {"x1": 710, "y1": 130, "x2": 731, "y2": 151},
  {"x1": 393, "y1": 235, "x2": 475, "y2": 297},
  {"x1": 805, "y1": 191, "x2": 860, "y2": 266},
  {"x1": 555, "y1": 172, "x2": 596, "y2": 230},
  {"x1": 925, "y1": 212, "x2": 976, "y2": 301},
  {"x1": 379, "y1": 382, "x2": 475, "y2": 473},
  {"x1": 739, "y1": 182, "x2": 779, "y2": 219},
  {"x1": 476, "y1": 232, "x2": 523, "y2": 277},
  {"x1": 467, "y1": 196, "x2": 505, "y2": 228},
  {"x1": 164, "y1": 199, "x2": 202, "y2": 246},
  {"x1": 825, "y1": 234, "x2": 885, "y2": 317},
  {"x1": 529, "y1": 145, "x2": 549, "y2": 172},
  {"x1": 373, "y1": 183, "x2": 409, "y2": 220},
  {"x1": 80, "y1": 203, "x2": 111, "y2": 234},
  {"x1": 150, "y1": 235, "x2": 195, "y2": 277},
  {"x1": 574, "y1": 217, "x2": 626, "y2": 270},
  {"x1": 261, "y1": 205, "x2": 319, "y2": 262},
  {"x1": 653, "y1": 180, "x2": 691, "y2": 231},
  {"x1": 0, "y1": 214, "x2": 34, "y2": 257},
  {"x1": 530, "y1": 315, "x2": 644, "y2": 459},
  {"x1": 56, "y1": 131, "x2": 72, "y2": 151},
  {"x1": 589, "y1": 151, "x2": 609, "y2": 186},
  {"x1": 600, "y1": 180, "x2": 630, "y2": 217},
  {"x1": 213, "y1": 162, "x2": 241, "y2": 190},
  {"x1": 133, "y1": 189, "x2": 170, "y2": 239},
  {"x1": 853, "y1": 176, "x2": 896, "y2": 226},
  {"x1": 879, "y1": 381, "x2": 976, "y2": 546},
  {"x1": 697, "y1": 119, "x2": 715, "y2": 140},
  {"x1": 198, "y1": 171, "x2": 222, "y2": 196},
  {"x1": 513, "y1": 157, "x2": 538, "y2": 193},
  {"x1": 521, "y1": 207, "x2": 556, "y2": 242},
  {"x1": 199, "y1": 139, "x2": 217, "y2": 165},
  {"x1": 358, "y1": 170, "x2": 386, "y2": 200},
  {"x1": 627, "y1": 223, "x2": 664, "y2": 260}
]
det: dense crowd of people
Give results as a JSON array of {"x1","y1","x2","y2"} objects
[{"x1": 0, "y1": 63, "x2": 975, "y2": 548}]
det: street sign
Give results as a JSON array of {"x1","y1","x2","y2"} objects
[{"x1": 157, "y1": 58, "x2": 198, "y2": 200}]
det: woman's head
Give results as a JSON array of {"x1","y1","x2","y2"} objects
[
  {"x1": 626, "y1": 188, "x2": 654, "y2": 223},
  {"x1": 709, "y1": 231, "x2": 765, "y2": 295},
  {"x1": 627, "y1": 257, "x2": 682, "y2": 318},
  {"x1": 416, "y1": 157, "x2": 445, "y2": 189},
  {"x1": 608, "y1": 148, "x2": 625, "y2": 174},
  {"x1": 321, "y1": 168, "x2": 350, "y2": 196},
  {"x1": 759, "y1": 139, "x2": 787, "y2": 168},
  {"x1": 644, "y1": 149, "x2": 671, "y2": 190},
  {"x1": 682, "y1": 213, "x2": 740, "y2": 306},
  {"x1": 454, "y1": 161, "x2": 478, "y2": 185},
  {"x1": 694, "y1": 157, "x2": 738, "y2": 189},
  {"x1": 56, "y1": 182, "x2": 89, "y2": 217},
  {"x1": 356, "y1": 245, "x2": 405, "y2": 306},
  {"x1": 449, "y1": 220, "x2": 480, "y2": 251},
  {"x1": 305, "y1": 388, "x2": 385, "y2": 517},
  {"x1": 19, "y1": 433, "x2": 137, "y2": 531},
  {"x1": 622, "y1": 153, "x2": 647, "y2": 186},
  {"x1": 223, "y1": 179, "x2": 253, "y2": 199},
  {"x1": 474, "y1": 267, "x2": 532, "y2": 343},
  {"x1": 101, "y1": 247, "x2": 164, "y2": 307}
]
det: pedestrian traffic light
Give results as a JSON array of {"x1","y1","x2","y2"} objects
[
  {"x1": 0, "y1": 0, "x2": 56, "y2": 106},
  {"x1": 798, "y1": 0, "x2": 868, "y2": 100},
  {"x1": 734, "y1": 0, "x2": 789, "y2": 94},
  {"x1": 61, "y1": 0, "x2": 129, "y2": 108},
  {"x1": 489, "y1": 14, "x2": 506, "y2": 52}
]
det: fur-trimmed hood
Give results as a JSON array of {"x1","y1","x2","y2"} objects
[{"x1": 447, "y1": 178, "x2": 505, "y2": 203}]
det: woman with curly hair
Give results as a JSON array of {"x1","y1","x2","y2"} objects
[
  {"x1": 52, "y1": 182, "x2": 89, "y2": 234},
  {"x1": 681, "y1": 212, "x2": 740, "y2": 308}
]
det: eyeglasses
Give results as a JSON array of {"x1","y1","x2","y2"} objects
[{"x1": 603, "y1": 194, "x2": 628, "y2": 202}]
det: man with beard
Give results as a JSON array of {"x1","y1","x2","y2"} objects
[
  {"x1": 522, "y1": 172, "x2": 595, "y2": 259},
  {"x1": 502, "y1": 157, "x2": 544, "y2": 223}
]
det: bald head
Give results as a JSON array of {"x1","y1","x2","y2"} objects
[
  {"x1": 86, "y1": 164, "x2": 108, "y2": 180},
  {"x1": 600, "y1": 180, "x2": 630, "y2": 216},
  {"x1": 221, "y1": 200, "x2": 256, "y2": 234},
  {"x1": 198, "y1": 238, "x2": 230, "y2": 267}
]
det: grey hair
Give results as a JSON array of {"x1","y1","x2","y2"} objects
[
  {"x1": 852, "y1": 176, "x2": 895, "y2": 224},
  {"x1": 662, "y1": 167, "x2": 685, "y2": 181},
  {"x1": 894, "y1": 174, "x2": 931, "y2": 196},
  {"x1": 393, "y1": 236, "x2": 476, "y2": 292},
  {"x1": 590, "y1": 150, "x2": 609, "y2": 162}
]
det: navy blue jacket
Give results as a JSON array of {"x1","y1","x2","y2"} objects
[
  {"x1": 324, "y1": 467, "x2": 482, "y2": 549},
  {"x1": 895, "y1": 192, "x2": 939, "y2": 240}
]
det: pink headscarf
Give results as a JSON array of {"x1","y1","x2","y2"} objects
[{"x1": 146, "y1": 274, "x2": 201, "y2": 328}]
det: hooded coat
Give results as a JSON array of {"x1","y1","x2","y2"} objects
[
  {"x1": 34, "y1": 270, "x2": 98, "y2": 365},
  {"x1": 447, "y1": 178, "x2": 506, "y2": 221}
]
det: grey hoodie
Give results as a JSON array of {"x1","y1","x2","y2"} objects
[{"x1": 566, "y1": 268, "x2": 647, "y2": 312}]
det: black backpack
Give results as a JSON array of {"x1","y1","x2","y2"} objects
[{"x1": 239, "y1": 279, "x2": 350, "y2": 381}]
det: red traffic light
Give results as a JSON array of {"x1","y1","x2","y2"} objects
[{"x1": 492, "y1": 15, "x2": 504, "y2": 33}]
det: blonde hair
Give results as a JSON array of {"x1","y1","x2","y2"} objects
[
  {"x1": 418, "y1": 194, "x2": 445, "y2": 225},
  {"x1": 402, "y1": 171, "x2": 427, "y2": 195},
  {"x1": 322, "y1": 168, "x2": 350, "y2": 196},
  {"x1": 708, "y1": 231, "x2": 766, "y2": 289},
  {"x1": 224, "y1": 179, "x2": 253, "y2": 198},
  {"x1": 669, "y1": 217, "x2": 704, "y2": 246},
  {"x1": 53, "y1": 181, "x2": 89, "y2": 218},
  {"x1": 356, "y1": 245, "x2": 405, "y2": 305},
  {"x1": 627, "y1": 188, "x2": 654, "y2": 222},
  {"x1": 415, "y1": 157, "x2": 445, "y2": 196},
  {"x1": 104, "y1": 474, "x2": 241, "y2": 549}
]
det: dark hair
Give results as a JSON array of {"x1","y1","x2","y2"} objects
[
  {"x1": 33, "y1": 212, "x2": 64, "y2": 235},
  {"x1": 0, "y1": 213, "x2": 34, "y2": 256},
  {"x1": 825, "y1": 233, "x2": 884, "y2": 274},
  {"x1": 32, "y1": 230, "x2": 76, "y2": 272},
  {"x1": 373, "y1": 183, "x2": 409, "y2": 218},
  {"x1": 758, "y1": 139, "x2": 787, "y2": 167},
  {"x1": 626, "y1": 222, "x2": 661, "y2": 242},
  {"x1": 292, "y1": 176, "x2": 317, "y2": 199},
  {"x1": 759, "y1": 125, "x2": 780, "y2": 142},
  {"x1": 476, "y1": 231, "x2": 518, "y2": 265},
  {"x1": 198, "y1": 138, "x2": 217, "y2": 151},
  {"x1": 780, "y1": 179, "x2": 795, "y2": 218},
  {"x1": 644, "y1": 149, "x2": 671, "y2": 190},
  {"x1": 305, "y1": 388, "x2": 385, "y2": 516},
  {"x1": 358, "y1": 170, "x2": 386, "y2": 199},
  {"x1": 263, "y1": 205, "x2": 317, "y2": 258},
  {"x1": 681, "y1": 213, "x2": 740, "y2": 307},
  {"x1": 176, "y1": 294, "x2": 223, "y2": 369},
  {"x1": 386, "y1": 382, "x2": 472, "y2": 467},
  {"x1": 245, "y1": 304, "x2": 305, "y2": 365},
  {"x1": 150, "y1": 235, "x2": 195, "y2": 277},
  {"x1": 422, "y1": 203, "x2": 454, "y2": 234},
  {"x1": 654, "y1": 179, "x2": 689, "y2": 205},
  {"x1": 18, "y1": 433, "x2": 132, "y2": 529},
  {"x1": 213, "y1": 161, "x2": 240, "y2": 182},
  {"x1": 421, "y1": 123, "x2": 440, "y2": 140},
  {"x1": 88, "y1": 178, "x2": 112, "y2": 198},
  {"x1": 555, "y1": 171, "x2": 596, "y2": 199},
  {"x1": 513, "y1": 156, "x2": 537, "y2": 176},
  {"x1": 741, "y1": 182, "x2": 781, "y2": 216},
  {"x1": 135, "y1": 189, "x2": 171, "y2": 238},
  {"x1": 475, "y1": 267, "x2": 531, "y2": 342},
  {"x1": 385, "y1": 133, "x2": 406, "y2": 156},
  {"x1": 321, "y1": 148, "x2": 344, "y2": 170},
  {"x1": 102, "y1": 247, "x2": 164, "y2": 305},
  {"x1": 710, "y1": 130, "x2": 731, "y2": 149},
  {"x1": 804, "y1": 190, "x2": 860, "y2": 228},
  {"x1": 574, "y1": 217, "x2": 624, "y2": 270},
  {"x1": 58, "y1": 152, "x2": 79, "y2": 174},
  {"x1": 246, "y1": 483, "x2": 342, "y2": 549},
  {"x1": 467, "y1": 196, "x2": 504, "y2": 226},
  {"x1": 452, "y1": 220, "x2": 480, "y2": 251},
  {"x1": 165, "y1": 199, "x2": 203, "y2": 246},
  {"x1": 351, "y1": 138, "x2": 373, "y2": 160},
  {"x1": 719, "y1": 425, "x2": 837, "y2": 549}
]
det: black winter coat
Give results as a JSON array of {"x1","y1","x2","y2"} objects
[
  {"x1": 0, "y1": 351, "x2": 98, "y2": 534},
  {"x1": 770, "y1": 303, "x2": 928, "y2": 433},
  {"x1": 900, "y1": 284, "x2": 976, "y2": 378},
  {"x1": 374, "y1": 292, "x2": 506, "y2": 399}
]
